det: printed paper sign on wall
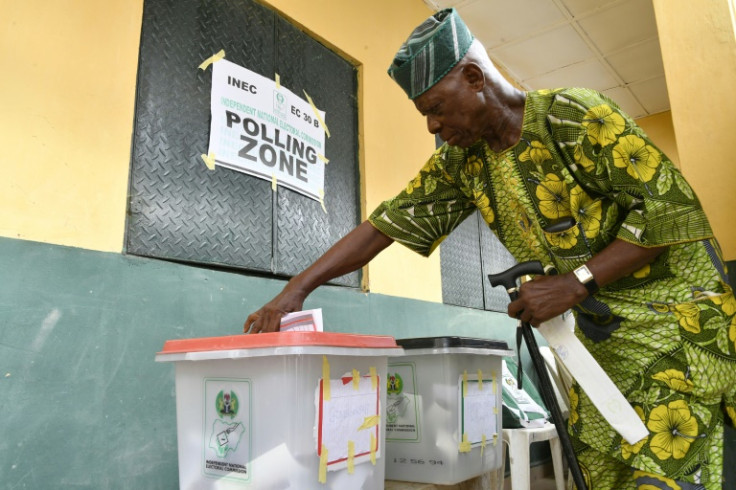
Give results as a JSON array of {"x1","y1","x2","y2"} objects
[{"x1": 208, "y1": 59, "x2": 326, "y2": 201}]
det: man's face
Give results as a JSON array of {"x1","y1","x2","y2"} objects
[{"x1": 413, "y1": 66, "x2": 481, "y2": 148}]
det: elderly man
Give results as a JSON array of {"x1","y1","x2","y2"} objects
[{"x1": 245, "y1": 9, "x2": 735, "y2": 489}]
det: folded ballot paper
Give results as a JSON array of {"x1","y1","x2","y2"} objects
[
  {"x1": 279, "y1": 309, "x2": 323, "y2": 332},
  {"x1": 537, "y1": 312, "x2": 649, "y2": 445}
]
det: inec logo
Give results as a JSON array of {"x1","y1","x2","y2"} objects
[
  {"x1": 273, "y1": 90, "x2": 287, "y2": 118},
  {"x1": 216, "y1": 390, "x2": 239, "y2": 418},
  {"x1": 387, "y1": 373, "x2": 403, "y2": 395}
]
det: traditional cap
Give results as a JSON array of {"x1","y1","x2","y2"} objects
[{"x1": 388, "y1": 8, "x2": 474, "y2": 99}]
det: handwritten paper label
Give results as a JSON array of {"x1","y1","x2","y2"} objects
[{"x1": 316, "y1": 372, "x2": 380, "y2": 471}]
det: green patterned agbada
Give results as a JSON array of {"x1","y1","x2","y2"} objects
[{"x1": 369, "y1": 88, "x2": 736, "y2": 489}]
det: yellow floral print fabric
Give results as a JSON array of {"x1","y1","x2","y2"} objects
[{"x1": 369, "y1": 88, "x2": 736, "y2": 488}]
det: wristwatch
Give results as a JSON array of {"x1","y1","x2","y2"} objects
[{"x1": 573, "y1": 264, "x2": 599, "y2": 295}]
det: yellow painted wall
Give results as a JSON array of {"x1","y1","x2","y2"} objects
[
  {"x1": 653, "y1": 0, "x2": 736, "y2": 260},
  {"x1": 635, "y1": 111, "x2": 680, "y2": 169},
  {"x1": 0, "y1": 1, "x2": 142, "y2": 252}
]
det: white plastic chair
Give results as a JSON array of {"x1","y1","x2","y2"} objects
[
  {"x1": 497, "y1": 349, "x2": 569, "y2": 490},
  {"x1": 499, "y1": 423, "x2": 565, "y2": 490}
]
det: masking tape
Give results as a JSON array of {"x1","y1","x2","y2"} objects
[
  {"x1": 272, "y1": 174, "x2": 277, "y2": 191},
  {"x1": 303, "y1": 90, "x2": 331, "y2": 138},
  {"x1": 358, "y1": 415, "x2": 380, "y2": 431},
  {"x1": 370, "y1": 433, "x2": 377, "y2": 465},
  {"x1": 463, "y1": 370, "x2": 468, "y2": 397},
  {"x1": 493, "y1": 433, "x2": 498, "y2": 446},
  {"x1": 199, "y1": 49, "x2": 225, "y2": 70},
  {"x1": 322, "y1": 356, "x2": 330, "y2": 401},
  {"x1": 370, "y1": 367, "x2": 377, "y2": 391},
  {"x1": 318, "y1": 189, "x2": 327, "y2": 214},
  {"x1": 318, "y1": 153, "x2": 329, "y2": 164},
  {"x1": 477, "y1": 369, "x2": 483, "y2": 391},
  {"x1": 352, "y1": 369, "x2": 360, "y2": 390},
  {"x1": 319, "y1": 447, "x2": 328, "y2": 483},
  {"x1": 347, "y1": 441, "x2": 355, "y2": 474},
  {"x1": 459, "y1": 433, "x2": 471, "y2": 453},
  {"x1": 494, "y1": 406, "x2": 498, "y2": 414},
  {"x1": 275, "y1": 73, "x2": 281, "y2": 89},
  {"x1": 201, "y1": 153, "x2": 216, "y2": 170},
  {"x1": 481, "y1": 434, "x2": 487, "y2": 457}
]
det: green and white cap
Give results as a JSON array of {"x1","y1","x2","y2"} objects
[{"x1": 388, "y1": 8, "x2": 474, "y2": 100}]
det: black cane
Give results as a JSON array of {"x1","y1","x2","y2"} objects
[{"x1": 488, "y1": 260, "x2": 588, "y2": 490}]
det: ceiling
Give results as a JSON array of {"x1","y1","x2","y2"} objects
[{"x1": 423, "y1": 0, "x2": 668, "y2": 119}]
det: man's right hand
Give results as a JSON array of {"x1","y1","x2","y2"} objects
[
  {"x1": 244, "y1": 286, "x2": 306, "y2": 334},
  {"x1": 242, "y1": 221, "x2": 394, "y2": 334}
]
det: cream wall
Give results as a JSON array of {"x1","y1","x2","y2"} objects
[{"x1": 653, "y1": 0, "x2": 736, "y2": 260}]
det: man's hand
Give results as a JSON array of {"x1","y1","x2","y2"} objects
[
  {"x1": 506, "y1": 239, "x2": 667, "y2": 326},
  {"x1": 242, "y1": 221, "x2": 394, "y2": 334},
  {"x1": 244, "y1": 286, "x2": 305, "y2": 334},
  {"x1": 507, "y1": 273, "x2": 587, "y2": 326}
]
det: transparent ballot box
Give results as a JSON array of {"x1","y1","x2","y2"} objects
[
  {"x1": 156, "y1": 332, "x2": 403, "y2": 489},
  {"x1": 385, "y1": 336, "x2": 512, "y2": 485}
]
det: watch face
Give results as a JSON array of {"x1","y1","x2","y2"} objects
[{"x1": 574, "y1": 266, "x2": 593, "y2": 283}]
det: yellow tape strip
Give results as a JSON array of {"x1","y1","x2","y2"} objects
[
  {"x1": 347, "y1": 441, "x2": 355, "y2": 474},
  {"x1": 319, "y1": 447, "x2": 328, "y2": 483},
  {"x1": 459, "y1": 433, "x2": 471, "y2": 453},
  {"x1": 463, "y1": 370, "x2": 468, "y2": 397},
  {"x1": 481, "y1": 434, "x2": 487, "y2": 457},
  {"x1": 494, "y1": 406, "x2": 498, "y2": 414},
  {"x1": 370, "y1": 367, "x2": 377, "y2": 391},
  {"x1": 317, "y1": 153, "x2": 329, "y2": 164},
  {"x1": 477, "y1": 369, "x2": 483, "y2": 391},
  {"x1": 198, "y1": 49, "x2": 225, "y2": 70},
  {"x1": 352, "y1": 369, "x2": 360, "y2": 390},
  {"x1": 322, "y1": 356, "x2": 330, "y2": 401},
  {"x1": 275, "y1": 73, "x2": 281, "y2": 89},
  {"x1": 358, "y1": 415, "x2": 380, "y2": 431},
  {"x1": 493, "y1": 433, "x2": 498, "y2": 446},
  {"x1": 271, "y1": 174, "x2": 277, "y2": 192},
  {"x1": 370, "y1": 433, "x2": 377, "y2": 465},
  {"x1": 303, "y1": 90, "x2": 331, "y2": 138},
  {"x1": 200, "y1": 153, "x2": 216, "y2": 171},
  {"x1": 318, "y1": 189, "x2": 327, "y2": 214}
]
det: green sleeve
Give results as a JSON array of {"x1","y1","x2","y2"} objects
[
  {"x1": 546, "y1": 88, "x2": 713, "y2": 247},
  {"x1": 368, "y1": 145, "x2": 476, "y2": 257}
]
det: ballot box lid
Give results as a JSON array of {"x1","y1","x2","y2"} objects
[{"x1": 156, "y1": 331, "x2": 403, "y2": 362}]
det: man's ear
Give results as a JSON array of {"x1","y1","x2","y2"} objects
[{"x1": 461, "y1": 63, "x2": 485, "y2": 92}]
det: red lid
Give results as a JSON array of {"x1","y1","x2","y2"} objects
[{"x1": 158, "y1": 331, "x2": 399, "y2": 355}]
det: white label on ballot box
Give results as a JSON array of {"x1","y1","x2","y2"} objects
[
  {"x1": 458, "y1": 374, "x2": 497, "y2": 447},
  {"x1": 203, "y1": 378, "x2": 252, "y2": 482},
  {"x1": 316, "y1": 372, "x2": 381, "y2": 471}
]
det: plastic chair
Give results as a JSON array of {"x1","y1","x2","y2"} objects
[
  {"x1": 498, "y1": 350, "x2": 568, "y2": 490},
  {"x1": 499, "y1": 423, "x2": 566, "y2": 490}
]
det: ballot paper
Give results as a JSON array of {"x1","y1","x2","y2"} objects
[
  {"x1": 537, "y1": 312, "x2": 649, "y2": 445},
  {"x1": 279, "y1": 309, "x2": 323, "y2": 332}
]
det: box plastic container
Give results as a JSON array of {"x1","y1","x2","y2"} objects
[
  {"x1": 385, "y1": 337, "x2": 512, "y2": 485},
  {"x1": 156, "y1": 332, "x2": 403, "y2": 489}
]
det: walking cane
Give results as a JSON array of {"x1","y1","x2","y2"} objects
[{"x1": 488, "y1": 260, "x2": 588, "y2": 490}]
